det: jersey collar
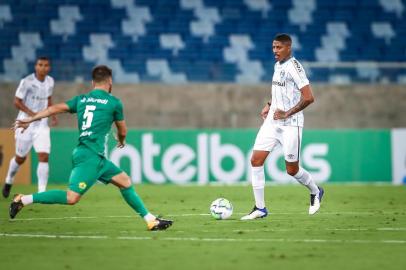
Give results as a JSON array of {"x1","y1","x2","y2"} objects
[
  {"x1": 92, "y1": 88, "x2": 110, "y2": 95},
  {"x1": 34, "y1": 73, "x2": 46, "y2": 83},
  {"x1": 279, "y1": 56, "x2": 293, "y2": 65}
]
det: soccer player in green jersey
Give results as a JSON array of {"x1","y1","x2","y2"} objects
[{"x1": 9, "y1": 65, "x2": 172, "y2": 231}]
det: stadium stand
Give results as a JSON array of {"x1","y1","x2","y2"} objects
[{"x1": 0, "y1": 0, "x2": 405, "y2": 83}]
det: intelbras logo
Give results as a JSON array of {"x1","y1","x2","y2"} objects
[{"x1": 272, "y1": 81, "x2": 285, "y2": 87}]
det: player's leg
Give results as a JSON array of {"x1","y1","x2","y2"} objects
[
  {"x1": 9, "y1": 189, "x2": 81, "y2": 219},
  {"x1": 33, "y1": 126, "x2": 51, "y2": 192},
  {"x1": 9, "y1": 149, "x2": 98, "y2": 219},
  {"x1": 111, "y1": 172, "x2": 150, "y2": 218},
  {"x1": 282, "y1": 126, "x2": 324, "y2": 215},
  {"x1": 102, "y1": 160, "x2": 172, "y2": 230},
  {"x1": 2, "y1": 128, "x2": 32, "y2": 198},
  {"x1": 36, "y1": 153, "x2": 49, "y2": 192},
  {"x1": 241, "y1": 124, "x2": 278, "y2": 220}
]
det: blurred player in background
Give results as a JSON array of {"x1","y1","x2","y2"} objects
[
  {"x1": 9, "y1": 65, "x2": 173, "y2": 231},
  {"x1": 2, "y1": 56, "x2": 57, "y2": 198},
  {"x1": 241, "y1": 34, "x2": 324, "y2": 220}
]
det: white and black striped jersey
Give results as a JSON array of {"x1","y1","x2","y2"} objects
[
  {"x1": 15, "y1": 73, "x2": 54, "y2": 127},
  {"x1": 266, "y1": 56, "x2": 309, "y2": 127}
]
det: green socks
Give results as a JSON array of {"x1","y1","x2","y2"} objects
[
  {"x1": 33, "y1": 190, "x2": 68, "y2": 204},
  {"x1": 120, "y1": 186, "x2": 148, "y2": 217},
  {"x1": 31, "y1": 187, "x2": 148, "y2": 218}
]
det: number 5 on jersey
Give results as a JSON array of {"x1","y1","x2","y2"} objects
[{"x1": 82, "y1": 105, "x2": 96, "y2": 130}]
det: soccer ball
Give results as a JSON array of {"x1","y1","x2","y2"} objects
[{"x1": 210, "y1": 198, "x2": 233, "y2": 220}]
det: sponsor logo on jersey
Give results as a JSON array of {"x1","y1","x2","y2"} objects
[
  {"x1": 79, "y1": 97, "x2": 108, "y2": 104},
  {"x1": 280, "y1": 70, "x2": 286, "y2": 79},
  {"x1": 30, "y1": 95, "x2": 48, "y2": 101},
  {"x1": 272, "y1": 81, "x2": 285, "y2": 87},
  {"x1": 292, "y1": 59, "x2": 302, "y2": 72},
  {"x1": 80, "y1": 131, "x2": 93, "y2": 137}
]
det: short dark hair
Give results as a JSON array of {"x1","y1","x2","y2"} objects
[
  {"x1": 92, "y1": 65, "x2": 112, "y2": 83},
  {"x1": 274, "y1": 33, "x2": 292, "y2": 45},
  {"x1": 36, "y1": 56, "x2": 50, "y2": 64}
]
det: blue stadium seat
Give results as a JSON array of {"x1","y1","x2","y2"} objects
[{"x1": 0, "y1": 0, "x2": 404, "y2": 83}]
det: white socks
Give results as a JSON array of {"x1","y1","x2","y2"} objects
[
  {"x1": 293, "y1": 167, "x2": 319, "y2": 194},
  {"x1": 21, "y1": 195, "x2": 33, "y2": 206},
  {"x1": 37, "y1": 162, "x2": 49, "y2": 192},
  {"x1": 251, "y1": 166, "x2": 266, "y2": 209},
  {"x1": 5, "y1": 158, "x2": 48, "y2": 192},
  {"x1": 143, "y1": 213, "x2": 156, "y2": 223},
  {"x1": 5, "y1": 158, "x2": 20, "y2": 184}
]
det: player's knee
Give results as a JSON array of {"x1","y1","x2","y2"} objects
[
  {"x1": 67, "y1": 192, "x2": 81, "y2": 205},
  {"x1": 112, "y1": 172, "x2": 132, "y2": 189},
  {"x1": 121, "y1": 177, "x2": 132, "y2": 189},
  {"x1": 286, "y1": 166, "x2": 299, "y2": 176},
  {"x1": 37, "y1": 153, "x2": 49, "y2": 162},
  {"x1": 15, "y1": 156, "x2": 26, "y2": 165},
  {"x1": 251, "y1": 157, "x2": 264, "y2": 167}
]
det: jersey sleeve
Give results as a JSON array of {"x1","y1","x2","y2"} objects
[
  {"x1": 114, "y1": 99, "x2": 124, "y2": 121},
  {"x1": 289, "y1": 59, "x2": 309, "y2": 89},
  {"x1": 15, "y1": 79, "x2": 27, "y2": 99},
  {"x1": 48, "y1": 77, "x2": 55, "y2": 97},
  {"x1": 65, "y1": 95, "x2": 79, "y2": 113}
]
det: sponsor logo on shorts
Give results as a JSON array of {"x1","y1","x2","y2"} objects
[
  {"x1": 79, "y1": 182, "x2": 87, "y2": 190},
  {"x1": 287, "y1": 154, "x2": 295, "y2": 160}
]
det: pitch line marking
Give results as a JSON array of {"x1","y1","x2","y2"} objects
[
  {"x1": 377, "y1": 228, "x2": 406, "y2": 231},
  {"x1": 0, "y1": 233, "x2": 405, "y2": 244},
  {"x1": 0, "y1": 233, "x2": 107, "y2": 239},
  {"x1": 6, "y1": 211, "x2": 389, "y2": 222}
]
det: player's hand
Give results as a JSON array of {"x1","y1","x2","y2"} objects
[
  {"x1": 273, "y1": 109, "x2": 288, "y2": 120},
  {"x1": 13, "y1": 118, "x2": 32, "y2": 133},
  {"x1": 260, "y1": 105, "x2": 270, "y2": 120},
  {"x1": 112, "y1": 131, "x2": 125, "y2": 148}
]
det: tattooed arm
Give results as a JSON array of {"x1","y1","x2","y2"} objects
[
  {"x1": 273, "y1": 85, "x2": 314, "y2": 120},
  {"x1": 261, "y1": 95, "x2": 272, "y2": 120}
]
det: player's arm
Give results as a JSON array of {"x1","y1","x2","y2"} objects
[
  {"x1": 284, "y1": 85, "x2": 314, "y2": 117},
  {"x1": 14, "y1": 103, "x2": 69, "y2": 131},
  {"x1": 14, "y1": 97, "x2": 36, "y2": 117},
  {"x1": 114, "y1": 120, "x2": 127, "y2": 148},
  {"x1": 48, "y1": 96, "x2": 58, "y2": 126},
  {"x1": 274, "y1": 60, "x2": 314, "y2": 120},
  {"x1": 260, "y1": 95, "x2": 272, "y2": 120}
]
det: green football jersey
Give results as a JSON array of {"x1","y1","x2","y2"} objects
[{"x1": 66, "y1": 89, "x2": 124, "y2": 156}]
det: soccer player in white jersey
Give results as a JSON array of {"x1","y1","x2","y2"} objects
[
  {"x1": 2, "y1": 56, "x2": 57, "y2": 198},
  {"x1": 241, "y1": 34, "x2": 324, "y2": 220}
]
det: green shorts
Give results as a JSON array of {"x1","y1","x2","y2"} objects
[{"x1": 68, "y1": 146, "x2": 123, "y2": 195}]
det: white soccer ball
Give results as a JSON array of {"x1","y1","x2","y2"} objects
[{"x1": 210, "y1": 198, "x2": 233, "y2": 220}]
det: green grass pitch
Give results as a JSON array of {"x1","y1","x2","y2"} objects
[{"x1": 0, "y1": 184, "x2": 405, "y2": 270}]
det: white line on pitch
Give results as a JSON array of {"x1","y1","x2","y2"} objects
[
  {"x1": 0, "y1": 233, "x2": 405, "y2": 244},
  {"x1": 377, "y1": 228, "x2": 406, "y2": 231},
  {"x1": 231, "y1": 228, "x2": 371, "y2": 232},
  {"x1": 6, "y1": 211, "x2": 386, "y2": 222},
  {"x1": 8, "y1": 216, "x2": 99, "y2": 221},
  {"x1": 0, "y1": 233, "x2": 107, "y2": 239}
]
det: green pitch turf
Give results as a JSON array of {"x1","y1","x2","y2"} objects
[{"x1": 0, "y1": 184, "x2": 405, "y2": 270}]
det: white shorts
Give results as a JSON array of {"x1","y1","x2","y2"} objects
[
  {"x1": 15, "y1": 125, "x2": 51, "y2": 157},
  {"x1": 253, "y1": 123, "x2": 302, "y2": 162}
]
